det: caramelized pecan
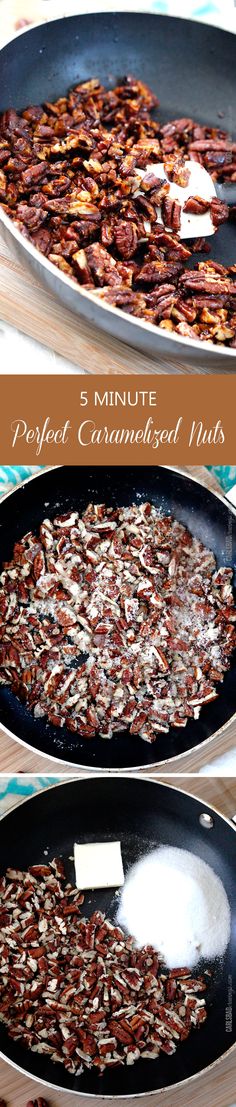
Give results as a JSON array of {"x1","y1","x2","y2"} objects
[
  {"x1": 162, "y1": 196, "x2": 181, "y2": 232},
  {"x1": 183, "y1": 196, "x2": 211, "y2": 215},
  {"x1": 0, "y1": 74, "x2": 235, "y2": 347},
  {"x1": 115, "y1": 220, "x2": 138, "y2": 259}
]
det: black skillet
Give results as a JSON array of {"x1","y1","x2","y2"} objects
[
  {"x1": 0, "y1": 12, "x2": 236, "y2": 368},
  {"x1": 0, "y1": 465, "x2": 235, "y2": 769},
  {"x1": 0, "y1": 775, "x2": 235, "y2": 1096}
]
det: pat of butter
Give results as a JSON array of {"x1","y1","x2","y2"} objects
[{"x1": 74, "y1": 841, "x2": 124, "y2": 890}]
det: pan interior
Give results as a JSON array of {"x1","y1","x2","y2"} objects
[
  {"x1": 1, "y1": 13, "x2": 236, "y2": 131},
  {"x1": 0, "y1": 777, "x2": 235, "y2": 1095},
  {"x1": 0, "y1": 466, "x2": 235, "y2": 768},
  {"x1": 0, "y1": 11, "x2": 236, "y2": 271}
]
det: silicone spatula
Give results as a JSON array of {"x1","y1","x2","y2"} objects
[{"x1": 135, "y1": 159, "x2": 236, "y2": 239}]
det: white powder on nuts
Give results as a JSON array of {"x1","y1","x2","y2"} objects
[{"x1": 117, "y1": 846, "x2": 231, "y2": 969}]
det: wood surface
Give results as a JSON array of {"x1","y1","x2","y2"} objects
[
  {"x1": 0, "y1": 777, "x2": 235, "y2": 1107},
  {"x1": 161, "y1": 774, "x2": 236, "y2": 820},
  {"x1": 0, "y1": 465, "x2": 235, "y2": 774},
  {"x1": 0, "y1": 233, "x2": 228, "y2": 377}
]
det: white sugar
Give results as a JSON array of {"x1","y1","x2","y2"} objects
[{"x1": 117, "y1": 846, "x2": 230, "y2": 969}]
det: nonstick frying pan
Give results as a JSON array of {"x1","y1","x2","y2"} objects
[
  {"x1": 0, "y1": 465, "x2": 235, "y2": 770},
  {"x1": 0, "y1": 775, "x2": 235, "y2": 1096},
  {"x1": 0, "y1": 11, "x2": 236, "y2": 370}
]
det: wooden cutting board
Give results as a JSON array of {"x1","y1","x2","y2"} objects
[
  {"x1": 0, "y1": 465, "x2": 235, "y2": 774},
  {"x1": 0, "y1": 777, "x2": 235, "y2": 1107},
  {"x1": 0, "y1": 233, "x2": 224, "y2": 376}
]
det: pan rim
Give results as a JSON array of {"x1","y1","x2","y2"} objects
[
  {"x1": 0, "y1": 463, "x2": 235, "y2": 773},
  {"x1": 1, "y1": 204, "x2": 235, "y2": 364},
  {"x1": 0, "y1": 10, "x2": 236, "y2": 365},
  {"x1": 1, "y1": 6, "x2": 236, "y2": 53},
  {"x1": 0, "y1": 772, "x2": 235, "y2": 1100}
]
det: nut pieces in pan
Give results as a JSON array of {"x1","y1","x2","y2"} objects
[
  {"x1": 0, "y1": 76, "x2": 236, "y2": 347},
  {"x1": 0, "y1": 502, "x2": 235, "y2": 744},
  {"x1": 0, "y1": 860, "x2": 208, "y2": 1075}
]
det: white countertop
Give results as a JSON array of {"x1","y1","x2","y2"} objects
[
  {"x1": 0, "y1": 318, "x2": 83, "y2": 372},
  {"x1": 201, "y1": 748, "x2": 236, "y2": 775}
]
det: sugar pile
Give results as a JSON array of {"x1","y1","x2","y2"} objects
[{"x1": 117, "y1": 846, "x2": 231, "y2": 969}]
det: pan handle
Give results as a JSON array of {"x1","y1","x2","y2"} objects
[{"x1": 199, "y1": 810, "x2": 236, "y2": 830}]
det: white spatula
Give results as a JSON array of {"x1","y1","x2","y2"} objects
[{"x1": 135, "y1": 159, "x2": 236, "y2": 239}]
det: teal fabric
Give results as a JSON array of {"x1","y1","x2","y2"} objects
[
  {"x1": 0, "y1": 776, "x2": 58, "y2": 818},
  {"x1": 151, "y1": 2, "x2": 230, "y2": 15},
  {"x1": 207, "y1": 467, "x2": 236, "y2": 492},
  {"x1": 0, "y1": 466, "x2": 40, "y2": 495}
]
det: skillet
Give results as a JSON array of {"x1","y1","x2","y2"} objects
[
  {"x1": 0, "y1": 775, "x2": 235, "y2": 1096},
  {"x1": 0, "y1": 12, "x2": 236, "y2": 369},
  {"x1": 0, "y1": 464, "x2": 235, "y2": 769}
]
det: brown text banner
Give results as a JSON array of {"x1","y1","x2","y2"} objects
[{"x1": 1, "y1": 374, "x2": 235, "y2": 464}]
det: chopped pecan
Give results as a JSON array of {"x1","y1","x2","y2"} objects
[
  {"x1": 183, "y1": 196, "x2": 211, "y2": 215},
  {"x1": 72, "y1": 249, "x2": 92, "y2": 283},
  {"x1": 0, "y1": 502, "x2": 234, "y2": 746},
  {"x1": 85, "y1": 243, "x2": 132, "y2": 286},
  {"x1": 0, "y1": 170, "x2": 7, "y2": 199},
  {"x1": 163, "y1": 154, "x2": 190, "y2": 187},
  {"x1": 115, "y1": 220, "x2": 138, "y2": 259},
  {"x1": 179, "y1": 267, "x2": 231, "y2": 295},
  {"x1": 162, "y1": 197, "x2": 181, "y2": 232},
  {"x1": 21, "y1": 162, "x2": 47, "y2": 188},
  {"x1": 136, "y1": 259, "x2": 182, "y2": 284},
  {"x1": 210, "y1": 197, "x2": 229, "y2": 227},
  {"x1": 0, "y1": 860, "x2": 209, "y2": 1076},
  {"x1": 31, "y1": 227, "x2": 52, "y2": 255}
]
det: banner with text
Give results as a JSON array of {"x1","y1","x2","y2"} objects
[{"x1": 1, "y1": 375, "x2": 235, "y2": 464}]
